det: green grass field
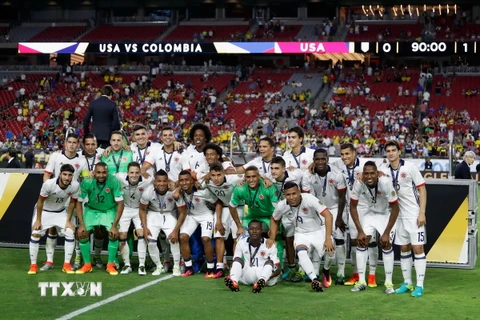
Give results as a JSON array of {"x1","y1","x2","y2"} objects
[{"x1": 1, "y1": 207, "x2": 478, "y2": 319}]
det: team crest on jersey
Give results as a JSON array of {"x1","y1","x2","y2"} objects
[
  {"x1": 122, "y1": 158, "x2": 127, "y2": 162},
  {"x1": 194, "y1": 197, "x2": 200, "y2": 202},
  {"x1": 260, "y1": 251, "x2": 266, "y2": 257},
  {"x1": 302, "y1": 207, "x2": 308, "y2": 213},
  {"x1": 168, "y1": 198, "x2": 173, "y2": 202},
  {"x1": 391, "y1": 191, "x2": 396, "y2": 197},
  {"x1": 174, "y1": 157, "x2": 179, "y2": 162},
  {"x1": 67, "y1": 192, "x2": 72, "y2": 196},
  {"x1": 259, "y1": 195, "x2": 264, "y2": 200},
  {"x1": 105, "y1": 188, "x2": 110, "y2": 193},
  {"x1": 318, "y1": 200, "x2": 324, "y2": 206},
  {"x1": 75, "y1": 164, "x2": 80, "y2": 169},
  {"x1": 139, "y1": 188, "x2": 144, "y2": 192},
  {"x1": 377, "y1": 191, "x2": 382, "y2": 196},
  {"x1": 223, "y1": 185, "x2": 229, "y2": 190},
  {"x1": 401, "y1": 173, "x2": 407, "y2": 179},
  {"x1": 328, "y1": 179, "x2": 334, "y2": 184},
  {"x1": 302, "y1": 159, "x2": 307, "y2": 165},
  {"x1": 146, "y1": 152, "x2": 150, "y2": 155}
]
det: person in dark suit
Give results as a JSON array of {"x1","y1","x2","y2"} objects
[
  {"x1": 6, "y1": 148, "x2": 22, "y2": 168},
  {"x1": 454, "y1": 151, "x2": 475, "y2": 179},
  {"x1": 24, "y1": 148, "x2": 35, "y2": 169},
  {"x1": 83, "y1": 85, "x2": 121, "y2": 148}
]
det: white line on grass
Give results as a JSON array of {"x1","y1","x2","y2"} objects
[{"x1": 56, "y1": 274, "x2": 175, "y2": 320}]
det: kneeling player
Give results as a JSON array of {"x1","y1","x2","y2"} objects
[
  {"x1": 28, "y1": 164, "x2": 79, "y2": 274},
  {"x1": 349, "y1": 161, "x2": 399, "y2": 294},
  {"x1": 75, "y1": 162, "x2": 124, "y2": 275},
  {"x1": 140, "y1": 169, "x2": 187, "y2": 276},
  {"x1": 224, "y1": 219, "x2": 281, "y2": 293}
]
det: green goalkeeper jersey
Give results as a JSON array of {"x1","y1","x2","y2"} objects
[
  {"x1": 101, "y1": 150, "x2": 133, "y2": 175},
  {"x1": 229, "y1": 179, "x2": 278, "y2": 218},
  {"x1": 78, "y1": 175, "x2": 124, "y2": 211}
]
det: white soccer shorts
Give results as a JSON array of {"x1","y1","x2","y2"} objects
[
  {"x1": 119, "y1": 207, "x2": 142, "y2": 232},
  {"x1": 394, "y1": 218, "x2": 426, "y2": 246},
  {"x1": 146, "y1": 211, "x2": 178, "y2": 240},
  {"x1": 294, "y1": 229, "x2": 329, "y2": 258},
  {"x1": 180, "y1": 213, "x2": 214, "y2": 238},
  {"x1": 361, "y1": 213, "x2": 396, "y2": 243},
  {"x1": 31, "y1": 209, "x2": 71, "y2": 237},
  {"x1": 239, "y1": 264, "x2": 278, "y2": 287}
]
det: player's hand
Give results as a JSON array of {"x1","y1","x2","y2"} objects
[
  {"x1": 417, "y1": 212, "x2": 426, "y2": 227},
  {"x1": 191, "y1": 171, "x2": 198, "y2": 181},
  {"x1": 356, "y1": 172, "x2": 364, "y2": 181},
  {"x1": 172, "y1": 187, "x2": 181, "y2": 199},
  {"x1": 266, "y1": 238, "x2": 275, "y2": 248},
  {"x1": 201, "y1": 172, "x2": 211, "y2": 183},
  {"x1": 143, "y1": 227, "x2": 152, "y2": 242},
  {"x1": 123, "y1": 144, "x2": 131, "y2": 151},
  {"x1": 216, "y1": 222, "x2": 225, "y2": 236},
  {"x1": 169, "y1": 181, "x2": 177, "y2": 192},
  {"x1": 103, "y1": 146, "x2": 112, "y2": 157},
  {"x1": 142, "y1": 171, "x2": 151, "y2": 179},
  {"x1": 323, "y1": 238, "x2": 335, "y2": 253},
  {"x1": 173, "y1": 141, "x2": 182, "y2": 152},
  {"x1": 194, "y1": 180, "x2": 202, "y2": 190},
  {"x1": 32, "y1": 220, "x2": 42, "y2": 231},
  {"x1": 77, "y1": 225, "x2": 87, "y2": 239},
  {"x1": 357, "y1": 230, "x2": 367, "y2": 247},
  {"x1": 308, "y1": 162, "x2": 315, "y2": 174},
  {"x1": 109, "y1": 225, "x2": 119, "y2": 240},
  {"x1": 168, "y1": 229, "x2": 179, "y2": 244},
  {"x1": 335, "y1": 219, "x2": 346, "y2": 233},
  {"x1": 377, "y1": 171, "x2": 385, "y2": 178},
  {"x1": 236, "y1": 226, "x2": 245, "y2": 238},
  {"x1": 287, "y1": 165, "x2": 297, "y2": 171},
  {"x1": 65, "y1": 221, "x2": 75, "y2": 232},
  {"x1": 89, "y1": 170, "x2": 94, "y2": 178},
  {"x1": 237, "y1": 179, "x2": 245, "y2": 187},
  {"x1": 263, "y1": 178, "x2": 273, "y2": 188},
  {"x1": 380, "y1": 232, "x2": 391, "y2": 250}
]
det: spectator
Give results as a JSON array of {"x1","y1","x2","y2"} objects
[
  {"x1": 5, "y1": 148, "x2": 21, "y2": 168},
  {"x1": 454, "y1": 151, "x2": 475, "y2": 179}
]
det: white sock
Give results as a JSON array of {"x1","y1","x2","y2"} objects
[
  {"x1": 336, "y1": 244, "x2": 346, "y2": 276},
  {"x1": 137, "y1": 237, "x2": 146, "y2": 267},
  {"x1": 230, "y1": 259, "x2": 243, "y2": 282},
  {"x1": 297, "y1": 249, "x2": 317, "y2": 281},
  {"x1": 400, "y1": 251, "x2": 413, "y2": 285},
  {"x1": 94, "y1": 238, "x2": 103, "y2": 257},
  {"x1": 368, "y1": 246, "x2": 378, "y2": 275},
  {"x1": 350, "y1": 245, "x2": 357, "y2": 274},
  {"x1": 169, "y1": 241, "x2": 181, "y2": 268},
  {"x1": 29, "y1": 237, "x2": 40, "y2": 264},
  {"x1": 216, "y1": 263, "x2": 224, "y2": 270},
  {"x1": 64, "y1": 229, "x2": 75, "y2": 264},
  {"x1": 383, "y1": 249, "x2": 394, "y2": 283},
  {"x1": 356, "y1": 247, "x2": 368, "y2": 283},
  {"x1": 75, "y1": 239, "x2": 81, "y2": 258},
  {"x1": 414, "y1": 254, "x2": 426, "y2": 288},
  {"x1": 119, "y1": 239, "x2": 130, "y2": 266},
  {"x1": 45, "y1": 234, "x2": 57, "y2": 263},
  {"x1": 259, "y1": 263, "x2": 273, "y2": 281},
  {"x1": 324, "y1": 251, "x2": 335, "y2": 271},
  {"x1": 312, "y1": 254, "x2": 320, "y2": 277},
  {"x1": 223, "y1": 252, "x2": 227, "y2": 265},
  {"x1": 148, "y1": 240, "x2": 161, "y2": 266}
]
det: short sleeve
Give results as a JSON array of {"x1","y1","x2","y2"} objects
[
  {"x1": 267, "y1": 185, "x2": 279, "y2": 203},
  {"x1": 229, "y1": 187, "x2": 243, "y2": 207},
  {"x1": 336, "y1": 173, "x2": 347, "y2": 190},
  {"x1": 78, "y1": 179, "x2": 90, "y2": 202},
  {"x1": 44, "y1": 153, "x2": 57, "y2": 175},
  {"x1": 39, "y1": 181, "x2": 51, "y2": 198},
  {"x1": 301, "y1": 171, "x2": 311, "y2": 193},
  {"x1": 272, "y1": 204, "x2": 286, "y2": 221},
  {"x1": 410, "y1": 164, "x2": 426, "y2": 187},
  {"x1": 350, "y1": 180, "x2": 362, "y2": 201},
  {"x1": 233, "y1": 240, "x2": 243, "y2": 259},
  {"x1": 112, "y1": 176, "x2": 124, "y2": 202},
  {"x1": 70, "y1": 183, "x2": 80, "y2": 200},
  {"x1": 385, "y1": 182, "x2": 398, "y2": 204},
  {"x1": 175, "y1": 195, "x2": 186, "y2": 208},
  {"x1": 140, "y1": 187, "x2": 152, "y2": 206}
]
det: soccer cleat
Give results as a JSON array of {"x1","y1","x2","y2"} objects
[
  {"x1": 39, "y1": 261, "x2": 54, "y2": 271},
  {"x1": 335, "y1": 275, "x2": 345, "y2": 285},
  {"x1": 106, "y1": 263, "x2": 118, "y2": 275},
  {"x1": 138, "y1": 266, "x2": 146, "y2": 276},
  {"x1": 62, "y1": 263, "x2": 75, "y2": 274},
  {"x1": 172, "y1": 267, "x2": 181, "y2": 277},
  {"x1": 311, "y1": 279, "x2": 324, "y2": 292},
  {"x1": 344, "y1": 273, "x2": 359, "y2": 286},
  {"x1": 224, "y1": 276, "x2": 239, "y2": 292},
  {"x1": 395, "y1": 282, "x2": 414, "y2": 294},
  {"x1": 152, "y1": 266, "x2": 166, "y2": 276},
  {"x1": 384, "y1": 282, "x2": 395, "y2": 295},
  {"x1": 120, "y1": 265, "x2": 132, "y2": 275},
  {"x1": 27, "y1": 264, "x2": 38, "y2": 275},
  {"x1": 212, "y1": 269, "x2": 224, "y2": 279},
  {"x1": 351, "y1": 281, "x2": 367, "y2": 292},
  {"x1": 181, "y1": 269, "x2": 194, "y2": 277},
  {"x1": 291, "y1": 270, "x2": 304, "y2": 283},
  {"x1": 73, "y1": 255, "x2": 82, "y2": 270},
  {"x1": 252, "y1": 278, "x2": 266, "y2": 293},
  {"x1": 163, "y1": 261, "x2": 171, "y2": 273},
  {"x1": 368, "y1": 274, "x2": 377, "y2": 288},
  {"x1": 204, "y1": 271, "x2": 215, "y2": 279},
  {"x1": 93, "y1": 256, "x2": 103, "y2": 268},
  {"x1": 180, "y1": 260, "x2": 186, "y2": 273},
  {"x1": 411, "y1": 286, "x2": 424, "y2": 297},
  {"x1": 322, "y1": 274, "x2": 332, "y2": 288},
  {"x1": 75, "y1": 263, "x2": 93, "y2": 274},
  {"x1": 281, "y1": 268, "x2": 292, "y2": 280}
]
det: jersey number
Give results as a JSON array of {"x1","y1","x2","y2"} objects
[
  {"x1": 417, "y1": 231, "x2": 425, "y2": 242},
  {"x1": 206, "y1": 221, "x2": 213, "y2": 231},
  {"x1": 55, "y1": 197, "x2": 64, "y2": 203},
  {"x1": 96, "y1": 195, "x2": 105, "y2": 203},
  {"x1": 250, "y1": 257, "x2": 259, "y2": 267},
  {"x1": 215, "y1": 190, "x2": 226, "y2": 197},
  {"x1": 130, "y1": 193, "x2": 136, "y2": 200}
]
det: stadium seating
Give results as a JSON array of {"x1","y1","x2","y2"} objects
[
  {"x1": 164, "y1": 25, "x2": 249, "y2": 42},
  {"x1": 255, "y1": 25, "x2": 302, "y2": 41},
  {"x1": 29, "y1": 26, "x2": 87, "y2": 41},
  {"x1": 80, "y1": 25, "x2": 167, "y2": 42},
  {"x1": 346, "y1": 23, "x2": 424, "y2": 41}
]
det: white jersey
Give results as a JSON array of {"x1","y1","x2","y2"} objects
[
  {"x1": 283, "y1": 147, "x2": 315, "y2": 170},
  {"x1": 181, "y1": 188, "x2": 216, "y2": 216},
  {"x1": 234, "y1": 237, "x2": 280, "y2": 268},
  {"x1": 116, "y1": 173, "x2": 153, "y2": 208},
  {"x1": 242, "y1": 156, "x2": 273, "y2": 180},
  {"x1": 130, "y1": 141, "x2": 163, "y2": 166},
  {"x1": 302, "y1": 166, "x2": 346, "y2": 210},
  {"x1": 205, "y1": 175, "x2": 243, "y2": 205},
  {"x1": 378, "y1": 160, "x2": 425, "y2": 219},
  {"x1": 272, "y1": 193, "x2": 328, "y2": 234},
  {"x1": 78, "y1": 148, "x2": 103, "y2": 179},
  {"x1": 182, "y1": 145, "x2": 206, "y2": 171},
  {"x1": 195, "y1": 160, "x2": 234, "y2": 181},
  {"x1": 330, "y1": 158, "x2": 367, "y2": 210},
  {"x1": 140, "y1": 186, "x2": 185, "y2": 213},
  {"x1": 39, "y1": 178, "x2": 80, "y2": 212},
  {"x1": 273, "y1": 169, "x2": 303, "y2": 201},
  {"x1": 45, "y1": 151, "x2": 82, "y2": 181},
  {"x1": 350, "y1": 176, "x2": 398, "y2": 215},
  {"x1": 144, "y1": 147, "x2": 183, "y2": 182}
]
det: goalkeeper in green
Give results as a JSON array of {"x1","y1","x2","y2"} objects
[{"x1": 75, "y1": 162, "x2": 124, "y2": 275}]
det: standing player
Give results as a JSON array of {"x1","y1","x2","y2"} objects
[
  {"x1": 268, "y1": 182, "x2": 335, "y2": 292},
  {"x1": 193, "y1": 143, "x2": 235, "y2": 181},
  {"x1": 176, "y1": 170, "x2": 216, "y2": 277},
  {"x1": 140, "y1": 169, "x2": 187, "y2": 276},
  {"x1": 224, "y1": 220, "x2": 281, "y2": 293},
  {"x1": 235, "y1": 137, "x2": 276, "y2": 179},
  {"x1": 130, "y1": 124, "x2": 162, "y2": 177},
  {"x1": 302, "y1": 149, "x2": 347, "y2": 286},
  {"x1": 349, "y1": 161, "x2": 399, "y2": 294},
  {"x1": 41, "y1": 133, "x2": 82, "y2": 271},
  {"x1": 116, "y1": 162, "x2": 152, "y2": 275},
  {"x1": 380, "y1": 141, "x2": 427, "y2": 297},
  {"x1": 331, "y1": 143, "x2": 378, "y2": 286},
  {"x1": 75, "y1": 162, "x2": 124, "y2": 275},
  {"x1": 206, "y1": 163, "x2": 244, "y2": 278},
  {"x1": 269, "y1": 156, "x2": 303, "y2": 281},
  {"x1": 28, "y1": 164, "x2": 79, "y2": 274},
  {"x1": 283, "y1": 127, "x2": 315, "y2": 170},
  {"x1": 101, "y1": 131, "x2": 133, "y2": 175},
  {"x1": 182, "y1": 123, "x2": 211, "y2": 172}
]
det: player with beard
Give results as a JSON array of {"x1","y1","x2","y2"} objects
[
  {"x1": 235, "y1": 137, "x2": 275, "y2": 180},
  {"x1": 129, "y1": 124, "x2": 163, "y2": 176},
  {"x1": 283, "y1": 127, "x2": 315, "y2": 170},
  {"x1": 101, "y1": 131, "x2": 133, "y2": 175}
]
